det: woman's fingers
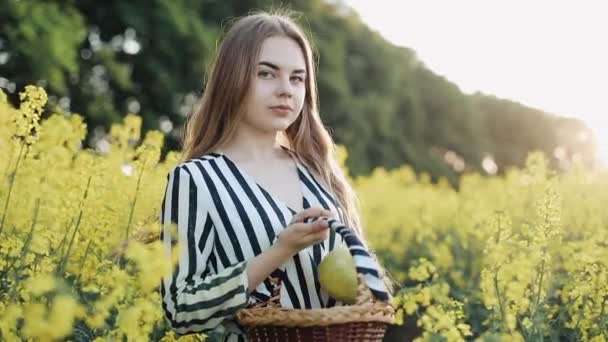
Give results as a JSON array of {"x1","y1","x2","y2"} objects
[
  {"x1": 291, "y1": 207, "x2": 333, "y2": 224},
  {"x1": 302, "y1": 224, "x2": 329, "y2": 245},
  {"x1": 315, "y1": 224, "x2": 330, "y2": 242},
  {"x1": 293, "y1": 219, "x2": 326, "y2": 233},
  {"x1": 313, "y1": 219, "x2": 329, "y2": 230},
  {"x1": 283, "y1": 215, "x2": 331, "y2": 250}
]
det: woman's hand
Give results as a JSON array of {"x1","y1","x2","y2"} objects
[
  {"x1": 276, "y1": 207, "x2": 334, "y2": 256},
  {"x1": 289, "y1": 207, "x2": 336, "y2": 225},
  {"x1": 247, "y1": 208, "x2": 335, "y2": 293}
]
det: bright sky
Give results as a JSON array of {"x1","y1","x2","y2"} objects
[{"x1": 344, "y1": 0, "x2": 608, "y2": 166}]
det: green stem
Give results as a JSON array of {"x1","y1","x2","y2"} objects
[
  {"x1": 56, "y1": 217, "x2": 76, "y2": 257},
  {"x1": 0, "y1": 142, "x2": 25, "y2": 235},
  {"x1": 532, "y1": 257, "x2": 546, "y2": 323},
  {"x1": 574, "y1": 294, "x2": 587, "y2": 334},
  {"x1": 2, "y1": 142, "x2": 15, "y2": 179},
  {"x1": 8, "y1": 198, "x2": 41, "y2": 299},
  {"x1": 57, "y1": 176, "x2": 92, "y2": 276},
  {"x1": 6, "y1": 198, "x2": 41, "y2": 272},
  {"x1": 594, "y1": 271, "x2": 607, "y2": 337},
  {"x1": 125, "y1": 159, "x2": 146, "y2": 240},
  {"x1": 599, "y1": 297, "x2": 606, "y2": 338},
  {"x1": 493, "y1": 267, "x2": 510, "y2": 333},
  {"x1": 515, "y1": 315, "x2": 531, "y2": 341},
  {"x1": 75, "y1": 239, "x2": 93, "y2": 285}
]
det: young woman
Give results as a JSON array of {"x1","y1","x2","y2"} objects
[{"x1": 160, "y1": 11, "x2": 393, "y2": 341}]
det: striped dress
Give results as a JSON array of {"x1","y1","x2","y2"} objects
[{"x1": 160, "y1": 146, "x2": 356, "y2": 341}]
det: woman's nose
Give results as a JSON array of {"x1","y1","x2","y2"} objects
[{"x1": 276, "y1": 75, "x2": 293, "y2": 97}]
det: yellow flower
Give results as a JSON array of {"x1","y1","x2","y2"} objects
[
  {"x1": 24, "y1": 273, "x2": 56, "y2": 296},
  {"x1": 404, "y1": 298, "x2": 419, "y2": 315},
  {"x1": 0, "y1": 303, "x2": 23, "y2": 341},
  {"x1": 415, "y1": 287, "x2": 432, "y2": 306},
  {"x1": 2, "y1": 83, "x2": 608, "y2": 340},
  {"x1": 457, "y1": 323, "x2": 472, "y2": 336},
  {"x1": 14, "y1": 85, "x2": 46, "y2": 144},
  {"x1": 394, "y1": 308, "x2": 404, "y2": 325},
  {"x1": 408, "y1": 258, "x2": 437, "y2": 282},
  {"x1": 21, "y1": 302, "x2": 47, "y2": 340},
  {"x1": 110, "y1": 114, "x2": 142, "y2": 151},
  {"x1": 48, "y1": 295, "x2": 85, "y2": 339}
]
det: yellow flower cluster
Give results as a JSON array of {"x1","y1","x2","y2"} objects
[
  {"x1": 391, "y1": 259, "x2": 472, "y2": 341},
  {"x1": 358, "y1": 150, "x2": 608, "y2": 340},
  {"x1": 15, "y1": 85, "x2": 46, "y2": 145},
  {"x1": 0, "y1": 86, "x2": 202, "y2": 341},
  {"x1": 1, "y1": 85, "x2": 607, "y2": 340}
]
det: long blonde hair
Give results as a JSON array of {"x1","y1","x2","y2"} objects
[{"x1": 180, "y1": 10, "x2": 396, "y2": 294}]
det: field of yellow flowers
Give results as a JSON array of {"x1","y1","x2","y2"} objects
[{"x1": 0, "y1": 86, "x2": 607, "y2": 341}]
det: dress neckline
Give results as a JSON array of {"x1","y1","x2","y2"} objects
[{"x1": 213, "y1": 145, "x2": 305, "y2": 214}]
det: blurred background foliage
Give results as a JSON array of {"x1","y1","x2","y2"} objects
[{"x1": 0, "y1": 0, "x2": 596, "y2": 186}]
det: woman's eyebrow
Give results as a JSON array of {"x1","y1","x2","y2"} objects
[{"x1": 258, "y1": 61, "x2": 306, "y2": 74}]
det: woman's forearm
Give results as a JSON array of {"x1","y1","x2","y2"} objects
[{"x1": 246, "y1": 243, "x2": 294, "y2": 294}]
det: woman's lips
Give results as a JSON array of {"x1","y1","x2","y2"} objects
[{"x1": 270, "y1": 106, "x2": 292, "y2": 114}]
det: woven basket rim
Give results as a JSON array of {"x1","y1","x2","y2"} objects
[
  {"x1": 236, "y1": 273, "x2": 395, "y2": 327},
  {"x1": 237, "y1": 299, "x2": 394, "y2": 327}
]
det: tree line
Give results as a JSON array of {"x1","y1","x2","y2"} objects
[{"x1": 0, "y1": 0, "x2": 596, "y2": 186}]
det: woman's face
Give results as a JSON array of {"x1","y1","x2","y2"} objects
[{"x1": 241, "y1": 36, "x2": 307, "y2": 134}]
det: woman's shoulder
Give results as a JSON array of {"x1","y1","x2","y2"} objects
[
  {"x1": 183, "y1": 152, "x2": 223, "y2": 165},
  {"x1": 168, "y1": 153, "x2": 223, "y2": 176}
]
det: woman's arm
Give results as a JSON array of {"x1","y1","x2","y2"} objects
[
  {"x1": 160, "y1": 164, "x2": 251, "y2": 336},
  {"x1": 245, "y1": 242, "x2": 293, "y2": 293},
  {"x1": 247, "y1": 208, "x2": 334, "y2": 292}
]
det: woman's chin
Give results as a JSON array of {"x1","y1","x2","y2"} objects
[{"x1": 267, "y1": 118, "x2": 294, "y2": 131}]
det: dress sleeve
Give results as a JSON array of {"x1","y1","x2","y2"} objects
[{"x1": 160, "y1": 164, "x2": 251, "y2": 336}]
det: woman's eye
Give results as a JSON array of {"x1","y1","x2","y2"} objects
[
  {"x1": 258, "y1": 71, "x2": 303, "y2": 83},
  {"x1": 258, "y1": 71, "x2": 273, "y2": 79}
]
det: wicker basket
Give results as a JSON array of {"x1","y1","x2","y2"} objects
[{"x1": 236, "y1": 273, "x2": 395, "y2": 342}]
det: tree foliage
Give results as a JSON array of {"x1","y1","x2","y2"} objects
[{"x1": 0, "y1": 0, "x2": 595, "y2": 185}]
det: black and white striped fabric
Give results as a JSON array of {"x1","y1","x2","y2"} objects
[
  {"x1": 297, "y1": 216, "x2": 390, "y2": 302},
  {"x1": 160, "y1": 148, "x2": 375, "y2": 341}
]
